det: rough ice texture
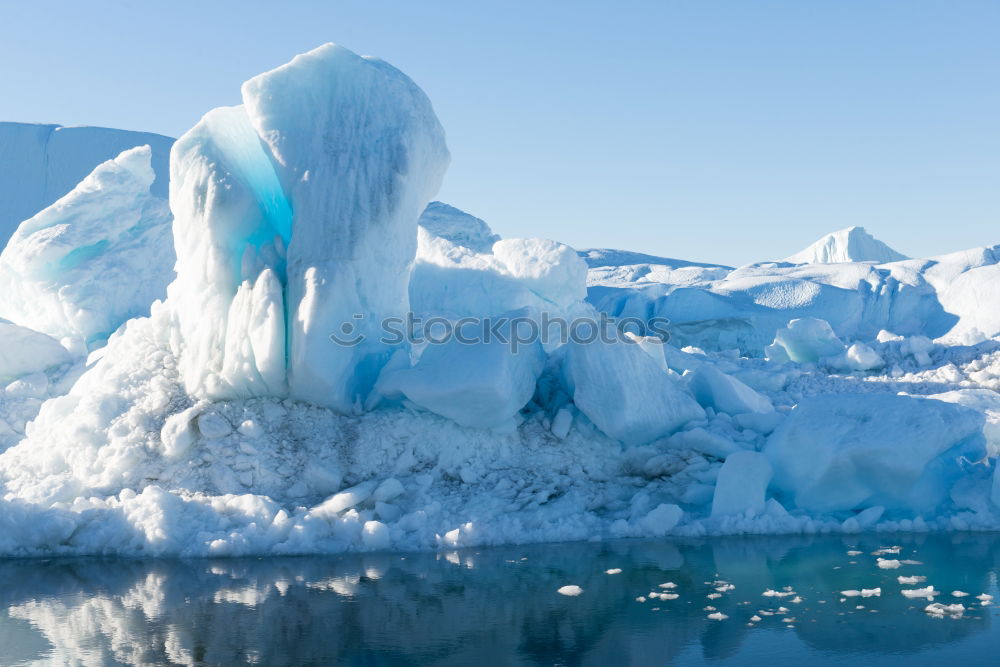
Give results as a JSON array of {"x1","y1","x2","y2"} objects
[
  {"x1": 765, "y1": 394, "x2": 985, "y2": 514},
  {"x1": 242, "y1": 44, "x2": 450, "y2": 411},
  {"x1": 782, "y1": 226, "x2": 909, "y2": 264},
  {"x1": 167, "y1": 44, "x2": 449, "y2": 408},
  {"x1": 0, "y1": 122, "x2": 173, "y2": 245},
  {"x1": 0, "y1": 146, "x2": 174, "y2": 344}
]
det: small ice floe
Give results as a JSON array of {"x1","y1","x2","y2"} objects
[
  {"x1": 901, "y1": 586, "x2": 939, "y2": 600},
  {"x1": 976, "y1": 594, "x2": 993, "y2": 605},
  {"x1": 707, "y1": 612, "x2": 728, "y2": 621},
  {"x1": 951, "y1": 591, "x2": 969, "y2": 598},
  {"x1": 750, "y1": 615, "x2": 762, "y2": 622},
  {"x1": 715, "y1": 584, "x2": 736, "y2": 592},
  {"x1": 707, "y1": 593, "x2": 722, "y2": 600},
  {"x1": 635, "y1": 596, "x2": 647, "y2": 603},
  {"x1": 876, "y1": 558, "x2": 901, "y2": 569},
  {"x1": 759, "y1": 610, "x2": 775, "y2": 616},
  {"x1": 900, "y1": 560, "x2": 923, "y2": 566},
  {"x1": 704, "y1": 606, "x2": 717, "y2": 611},
  {"x1": 661, "y1": 593, "x2": 680, "y2": 600},
  {"x1": 659, "y1": 582, "x2": 677, "y2": 589},
  {"x1": 841, "y1": 588, "x2": 881, "y2": 598},
  {"x1": 897, "y1": 575, "x2": 926, "y2": 585},
  {"x1": 873, "y1": 546, "x2": 901, "y2": 556},
  {"x1": 925, "y1": 603, "x2": 965, "y2": 618},
  {"x1": 762, "y1": 588, "x2": 796, "y2": 598},
  {"x1": 783, "y1": 617, "x2": 796, "y2": 624},
  {"x1": 557, "y1": 585, "x2": 584, "y2": 597},
  {"x1": 605, "y1": 568, "x2": 622, "y2": 575},
  {"x1": 847, "y1": 550, "x2": 863, "y2": 556},
  {"x1": 791, "y1": 596, "x2": 803, "y2": 604},
  {"x1": 856, "y1": 605, "x2": 865, "y2": 610},
  {"x1": 777, "y1": 606, "x2": 789, "y2": 614}
]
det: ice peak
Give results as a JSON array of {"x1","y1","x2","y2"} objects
[{"x1": 783, "y1": 226, "x2": 908, "y2": 265}]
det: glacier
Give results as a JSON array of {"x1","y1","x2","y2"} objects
[{"x1": 1, "y1": 43, "x2": 1000, "y2": 557}]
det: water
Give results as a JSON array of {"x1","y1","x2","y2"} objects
[{"x1": 1, "y1": 533, "x2": 999, "y2": 666}]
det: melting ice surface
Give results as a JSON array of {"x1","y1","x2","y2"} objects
[{"x1": 1, "y1": 532, "x2": 999, "y2": 666}]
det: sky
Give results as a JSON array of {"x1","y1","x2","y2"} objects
[{"x1": 0, "y1": 0, "x2": 997, "y2": 266}]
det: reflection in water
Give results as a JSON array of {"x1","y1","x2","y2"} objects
[{"x1": 1, "y1": 533, "x2": 999, "y2": 666}]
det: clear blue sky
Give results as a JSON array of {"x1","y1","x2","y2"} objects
[{"x1": 1, "y1": 0, "x2": 997, "y2": 266}]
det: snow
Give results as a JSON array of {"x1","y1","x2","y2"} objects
[
  {"x1": 0, "y1": 122, "x2": 173, "y2": 246},
  {"x1": 0, "y1": 145, "x2": 174, "y2": 345},
  {"x1": 4, "y1": 43, "x2": 1000, "y2": 557},
  {"x1": 782, "y1": 226, "x2": 909, "y2": 264}
]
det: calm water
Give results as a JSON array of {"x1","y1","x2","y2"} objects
[{"x1": 1, "y1": 533, "x2": 999, "y2": 666}]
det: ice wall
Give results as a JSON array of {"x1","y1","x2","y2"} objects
[{"x1": 168, "y1": 44, "x2": 449, "y2": 409}]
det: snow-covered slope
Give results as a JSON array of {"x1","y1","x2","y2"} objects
[
  {"x1": 782, "y1": 226, "x2": 908, "y2": 264},
  {"x1": 0, "y1": 122, "x2": 173, "y2": 246}
]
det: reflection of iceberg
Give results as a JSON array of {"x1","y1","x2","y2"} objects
[{"x1": 1, "y1": 534, "x2": 996, "y2": 665}]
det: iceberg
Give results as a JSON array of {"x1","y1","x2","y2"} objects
[
  {"x1": 0, "y1": 145, "x2": 174, "y2": 344},
  {"x1": 782, "y1": 226, "x2": 909, "y2": 265},
  {"x1": 168, "y1": 44, "x2": 449, "y2": 408},
  {"x1": 0, "y1": 122, "x2": 173, "y2": 246},
  {"x1": 3, "y1": 42, "x2": 1000, "y2": 558}
]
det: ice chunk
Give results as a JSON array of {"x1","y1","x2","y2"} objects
[
  {"x1": 563, "y1": 339, "x2": 704, "y2": 445},
  {"x1": 377, "y1": 320, "x2": 544, "y2": 429},
  {"x1": 361, "y1": 520, "x2": 390, "y2": 550},
  {"x1": 242, "y1": 44, "x2": 449, "y2": 411},
  {"x1": 0, "y1": 146, "x2": 174, "y2": 343},
  {"x1": 411, "y1": 232, "x2": 589, "y2": 327},
  {"x1": 827, "y1": 342, "x2": 885, "y2": 372},
  {"x1": 0, "y1": 320, "x2": 72, "y2": 382},
  {"x1": 419, "y1": 201, "x2": 499, "y2": 253},
  {"x1": 711, "y1": 451, "x2": 772, "y2": 518},
  {"x1": 637, "y1": 503, "x2": 683, "y2": 536},
  {"x1": 686, "y1": 365, "x2": 774, "y2": 416},
  {"x1": 764, "y1": 394, "x2": 985, "y2": 513},
  {"x1": 767, "y1": 318, "x2": 846, "y2": 364},
  {"x1": 557, "y1": 585, "x2": 584, "y2": 597}
]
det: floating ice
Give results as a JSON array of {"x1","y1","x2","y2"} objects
[
  {"x1": 902, "y1": 586, "x2": 939, "y2": 600},
  {"x1": 556, "y1": 585, "x2": 583, "y2": 597}
]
